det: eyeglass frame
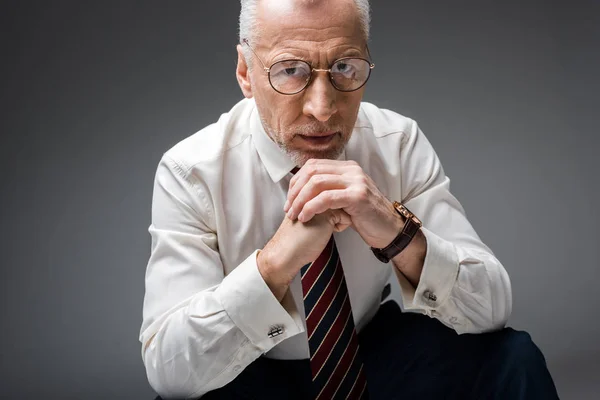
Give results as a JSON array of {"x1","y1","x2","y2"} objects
[{"x1": 241, "y1": 38, "x2": 375, "y2": 95}]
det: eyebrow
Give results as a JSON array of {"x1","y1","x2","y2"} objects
[
  {"x1": 270, "y1": 50, "x2": 365, "y2": 66},
  {"x1": 268, "y1": 51, "x2": 311, "y2": 63},
  {"x1": 338, "y1": 49, "x2": 364, "y2": 58}
]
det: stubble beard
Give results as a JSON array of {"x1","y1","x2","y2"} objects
[{"x1": 261, "y1": 117, "x2": 351, "y2": 166}]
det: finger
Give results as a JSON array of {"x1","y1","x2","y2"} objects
[
  {"x1": 289, "y1": 159, "x2": 359, "y2": 190},
  {"x1": 287, "y1": 175, "x2": 347, "y2": 220},
  {"x1": 286, "y1": 160, "x2": 359, "y2": 211},
  {"x1": 329, "y1": 209, "x2": 352, "y2": 232},
  {"x1": 288, "y1": 163, "x2": 344, "y2": 204},
  {"x1": 297, "y1": 189, "x2": 350, "y2": 222}
]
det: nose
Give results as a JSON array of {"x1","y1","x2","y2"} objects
[{"x1": 302, "y1": 71, "x2": 338, "y2": 122}]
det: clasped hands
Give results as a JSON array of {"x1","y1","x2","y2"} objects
[
  {"x1": 284, "y1": 159, "x2": 404, "y2": 249},
  {"x1": 257, "y1": 159, "x2": 404, "y2": 301}
]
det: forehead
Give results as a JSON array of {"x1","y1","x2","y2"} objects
[{"x1": 255, "y1": 0, "x2": 364, "y2": 55}]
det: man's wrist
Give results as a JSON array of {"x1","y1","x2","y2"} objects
[
  {"x1": 370, "y1": 201, "x2": 406, "y2": 249},
  {"x1": 256, "y1": 249, "x2": 291, "y2": 302},
  {"x1": 371, "y1": 201, "x2": 423, "y2": 263},
  {"x1": 391, "y1": 229, "x2": 427, "y2": 287}
]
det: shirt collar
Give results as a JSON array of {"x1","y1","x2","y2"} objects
[{"x1": 250, "y1": 100, "x2": 347, "y2": 182}]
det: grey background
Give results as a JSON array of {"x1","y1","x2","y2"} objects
[{"x1": 1, "y1": 1, "x2": 598, "y2": 399}]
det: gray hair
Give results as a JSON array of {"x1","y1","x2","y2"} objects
[{"x1": 239, "y1": 0, "x2": 371, "y2": 66}]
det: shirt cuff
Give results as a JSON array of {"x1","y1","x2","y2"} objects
[
  {"x1": 215, "y1": 250, "x2": 304, "y2": 352},
  {"x1": 399, "y1": 227, "x2": 459, "y2": 311}
]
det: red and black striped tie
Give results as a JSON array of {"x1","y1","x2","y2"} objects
[{"x1": 301, "y1": 236, "x2": 369, "y2": 399}]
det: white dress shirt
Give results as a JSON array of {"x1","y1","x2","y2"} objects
[{"x1": 139, "y1": 98, "x2": 512, "y2": 399}]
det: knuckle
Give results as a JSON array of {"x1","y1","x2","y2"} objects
[
  {"x1": 310, "y1": 194, "x2": 328, "y2": 211},
  {"x1": 306, "y1": 201, "x2": 320, "y2": 214},
  {"x1": 306, "y1": 165, "x2": 317, "y2": 176},
  {"x1": 354, "y1": 186, "x2": 370, "y2": 202},
  {"x1": 353, "y1": 165, "x2": 364, "y2": 175},
  {"x1": 328, "y1": 190, "x2": 340, "y2": 202},
  {"x1": 317, "y1": 193, "x2": 330, "y2": 206},
  {"x1": 311, "y1": 175, "x2": 325, "y2": 185},
  {"x1": 357, "y1": 175, "x2": 369, "y2": 186},
  {"x1": 313, "y1": 176, "x2": 330, "y2": 191}
]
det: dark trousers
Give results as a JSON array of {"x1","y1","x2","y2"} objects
[{"x1": 167, "y1": 301, "x2": 559, "y2": 399}]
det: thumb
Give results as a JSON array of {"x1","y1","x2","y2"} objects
[{"x1": 329, "y1": 209, "x2": 352, "y2": 232}]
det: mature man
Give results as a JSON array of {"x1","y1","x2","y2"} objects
[{"x1": 140, "y1": 0, "x2": 559, "y2": 399}]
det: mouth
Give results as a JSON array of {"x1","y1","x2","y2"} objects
[{"x1": 298, "y1": 131, "x2": 339, "y2": 145}]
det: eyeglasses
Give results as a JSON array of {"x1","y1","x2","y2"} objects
[{"x1": 242, "y1": 38, "x2": 375, "y2": 95}]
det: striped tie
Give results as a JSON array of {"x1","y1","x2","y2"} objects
[{"x1": 301, "y1": 236, "x2": 369, "y2": 399}]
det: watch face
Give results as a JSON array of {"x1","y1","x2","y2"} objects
[{"x1": 394, "y1": 202, "x2": 422, "y2": 227}]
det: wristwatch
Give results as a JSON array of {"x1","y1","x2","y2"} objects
[{"x1": 371, "y1": 201, "x2": 422, "y2": 263}]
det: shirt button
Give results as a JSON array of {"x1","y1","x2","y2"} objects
[
  {"x1": 423, "y1": 290, "x2": 437, "y2": 303},
  {"x1": 233, "y1": 365, "x2": 242, "y2": 373}
]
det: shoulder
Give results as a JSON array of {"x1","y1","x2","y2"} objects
[
  {"x1": 162, "y1": 98, "x2": 255, "y2": 173},
  {"x1": 357, "y1": 101, "x2": 418, "y2": 139}
]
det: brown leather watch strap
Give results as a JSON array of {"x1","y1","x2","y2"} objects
[{"x1": 371, "y1": 202, "x2": 422, "y2": 263}]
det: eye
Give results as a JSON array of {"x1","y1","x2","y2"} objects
[
  {"x1": 284, "y1": 67, "x2": 299, "y2": 76},
  {"x1": 329, "y1": 58, "x2": 372, "y2": 90},
  {"x1": 335, "y1": 62, "x2": 350, "y2": 72},
  {"x1": 332, "y1": 60, "x2": 357, "y2": 75},
  {"x1": 270, "y1": 60, "x2": 311, "y2": 78}
]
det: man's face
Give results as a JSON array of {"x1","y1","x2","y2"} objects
[{"x1": 237, "y1": 0, "x2": 368, "y2": 166}]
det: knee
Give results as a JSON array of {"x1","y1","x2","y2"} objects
[{"x1": 495, "y1": 329, "x2": 547, "y2": 372}]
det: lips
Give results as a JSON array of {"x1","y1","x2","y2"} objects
[
  {"x1": 303, "y1": 131, "x2": 336, "y2": 137},
  {"x1": 298, "y1": 132, "x2": 338, "y2": 145}
]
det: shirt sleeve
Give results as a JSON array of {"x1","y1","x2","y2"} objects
[
  {"x1": 395, "y1": 119, "x2": 512, "y2": 334},
  {"x1": 139, "y1": 155, "x2": 304, "y2": 399}
]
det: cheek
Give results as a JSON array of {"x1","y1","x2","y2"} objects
[
  {"x1": 337, "y1": 93, "x2": 362, "y2": 122},
  {"x1": 264, "y1": 96, "x2": 303, "y2": 130},
  {"x1": 254, "y1": 87, "x2": 302, "y2": 137},
  {"x1": 253, "y1": 82, "x2": 277, "y2": 119},
  {"x1": 276, "y1": 98, "x2": 303, "y2": 124},
  {"x1": 341, "y1": 91, "x2": 363, "y2": 111}
]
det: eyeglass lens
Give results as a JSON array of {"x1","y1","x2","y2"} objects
[{"x1": 268, "y1": 58, "x2": 372, "y2": 94}]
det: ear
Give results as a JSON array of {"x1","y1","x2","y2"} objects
[{"x1": 236, "y1": 44, "x2": 253, "y2": 98}]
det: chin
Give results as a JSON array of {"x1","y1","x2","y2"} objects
[{"x1": 288, "y1": 147, "x2": 345, "y2": 166}]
